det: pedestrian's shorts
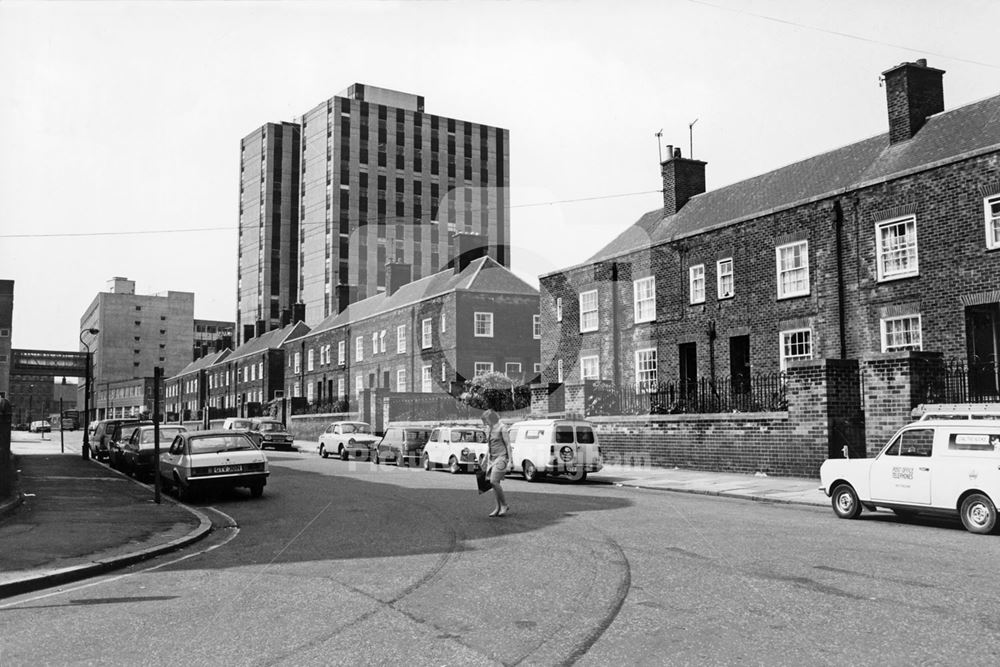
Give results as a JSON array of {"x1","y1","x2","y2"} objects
[{"x1": 489, "y1": 455, "x2": 509, "y2": 485}]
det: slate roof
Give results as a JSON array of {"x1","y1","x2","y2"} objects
[
  {"x1": 173, "y1": 349, "x2": 230, "y2": 379},
  {"x1": 227, "y1": 321, "x2": 311, "y2": 361},
  {"x1": 559, "y1": 92, "x2": 1000, "y2": 273},
  {"x1": 287, "y1": 256, "x2": 538, "y2": 343}
]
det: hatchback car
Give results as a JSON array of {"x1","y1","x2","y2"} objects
[
  {"x1": 109, "y1": 421, "x2": 151, "y2": 470},
  {"x1": 422, "y1": 426, "x2": 488, "y2": 474},
  {"x1": 221, "y1": 417, "x2": 253, "y2": 432},
  {"x1": 90, "y1": 419, "x2": 140, "y2": 462},
  {"x1": 120, "y1": 425, "x2": 187, "y2": 479},
  {"x1": 820, "y1": 417, "x2": 1000, "y2": 534},
  {"x1": 318, "y1": 421, "x2": 380, "y2": 460},
  {"x1": 373, "y1": 427, "x2": 431, "y2": 466},
  {"x1": 159, "y1": 430, "x2": 269, "y2": 500},
  {"x1": 247, "y1": 418, "x2": 295, "y2": 450}
]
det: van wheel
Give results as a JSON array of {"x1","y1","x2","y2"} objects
[
  {"x1": 960, "y1": 493, "x2": 998, "y2": 534},
  {"x1": 831, "y1": 484, "x2": 861, "y2": 519},
  {"x1": 423, "y1": 453, "x2": 432, "y2": 471},
  {"x1": 339, "y1": 445, "x2": 349, "y2": 461},
  {"x1": 448, "y1": 456, "x2": 461, "y2": 475},
  {"x1": 320, "y1": 445, "x2": 328, "y2": 459},
  {"x1": 523, "y1": 460, "x2": 544, "y2": 483}
]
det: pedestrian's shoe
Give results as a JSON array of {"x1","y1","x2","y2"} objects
[
  {"x1": 497, "y1": 506, "x2": 509, "y2": 517},
  {"x1": 488, "y1": 508, "x2": 500, "y2": 517}
]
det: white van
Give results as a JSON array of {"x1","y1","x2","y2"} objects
[
  {"x1": 507, "y1": 418, "x2": 603, "y2": 482},
  {"x1": 820, "y1": 416, "x2": 1000, "y2": 534}
]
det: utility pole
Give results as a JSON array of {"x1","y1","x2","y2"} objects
[
  {"x1": 59, "y1": 396, "x2": 64, "y2": 454},
  {"x1": 655, "y1": 129, "x2": 663, "y2": 163}
]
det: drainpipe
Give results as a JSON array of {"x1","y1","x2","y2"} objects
[
  {"x1": 834, "y1": 200, "x2": 847, "y2": 360},
  {"x1": 610, "y1": 262, "x2": 621, "y2": 387}
]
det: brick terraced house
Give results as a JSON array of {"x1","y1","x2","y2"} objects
[
  {"x1": 281, "y1": 234, "x2": 540, "y2": 409},
  {"x1": 540, "y1": 60, "x2": 1000, "y2": 400}
]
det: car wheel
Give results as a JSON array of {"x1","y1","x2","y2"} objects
[
  {"x1": 523, "y1": 460, "x2": 544, "y2": 483},
  {"x1": 423, "y1": 453, "x2": 432, "y2": 471},
  {"x1": 831, "y1": 483, "x2": 862, "y2": 519},
  {"x1": 960, "y1": 493, "x2": 998, "y2": 534},
  {"x1": 320, "y1": 445, "x2": 328, "y2": 459},
  {"x1": 448, "y1": 456, "x2": 461, "y2": 475},
  {"x1": 339, "y1": 445, "x2": 349, "y2": 461},
  {"x1": 249, "y1": 483, "x2": 264, "y2": 499}
]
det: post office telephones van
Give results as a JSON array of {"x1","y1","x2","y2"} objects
[
  {"x1": 820, "y1": 418, "x2": 1000, "y2": 534},
  {"x1": 506, "y1": 418, "x2": 603, "y2": 483}
]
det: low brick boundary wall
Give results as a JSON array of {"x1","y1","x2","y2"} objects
[{"x1": 288, "y1": 412, "x2": 360, "y2": 441}]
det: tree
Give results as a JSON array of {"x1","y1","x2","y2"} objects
[{"x1": 460, "y1": 372, "x2": 531, "y2": 412}]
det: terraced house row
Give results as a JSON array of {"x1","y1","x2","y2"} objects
[
  {"x1": 165, "y1": 235, "x2": 539, "y2": 421},
  {"x1": 539, "y1": 60, "x2": 1000, "y2": 401}
]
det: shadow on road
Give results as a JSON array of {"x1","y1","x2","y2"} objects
[{"x1": 159, "y1": 461, "x2": 634, "y2": 569}]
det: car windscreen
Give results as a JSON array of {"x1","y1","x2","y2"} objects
[
  {"x1": 189, "y1": 434, "x2": 256, "y2": 454},
  {"x1": 452, "y1": 429, "x2": 485, "y2": 443},
  {"x1": 256, "y1": 422, "x2": 285, "y2": 432},
  {"x1": 119, "y1": 426, "x2": 141, "y2": 442},
  {"x1": 140, "y1": 427, "x2": 184, "y2": 444},
  {"x1": 405, "y1": 430, "x2": 430, "y2": 443},
  {"x1": 229, "y1": 420, "x2": 251, "y2": 429},
  {"x1": 343, "y1": 424, "x2": 371, "y2": 434}
]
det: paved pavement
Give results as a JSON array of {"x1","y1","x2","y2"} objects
[{"x1": 0, "y1": 431, "x2": 826, "y2": 599}]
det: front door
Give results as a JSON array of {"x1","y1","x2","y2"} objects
[
  {"x1": 966, "y1": 304, "x2": 1000, "y2": 400},
  {"x1": 679, "y1": 343, "x2": 697, "y2": 401},
  {"x1": 869, "y1": 427, "x2": 935, "y2": 505},
  {"x1": 729, "y1": 335, "x2": 751, "y2": 395}
]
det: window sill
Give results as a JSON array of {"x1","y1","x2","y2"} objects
[
  {"x1": 776, "y1": 291, "x2": 810, "y2": 301},
  {"x1": 876, "y1": 272, "x2": 919, "y2": 283}
]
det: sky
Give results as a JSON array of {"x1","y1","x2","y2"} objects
[{"x1": 1, "y1": 0, "x2": 998, "y2": 354}]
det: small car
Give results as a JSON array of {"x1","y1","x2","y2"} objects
[
  {"x1": 422, "y1": 426, "x2": 488, "y2": 474},
  {"x1": 820, "y1": 417, "x2": 1000, "y2": 534},
  {"x1": 158, "y1": 430, "x2": 269, "y2": 500},
  {"x1": 90, "y1": 419, "x2": 139, "y2": 462},
  {"x1": 221, "y1": 417, "x2": 253, "y2": 432},
  {"x1": 29, "y1": 420, "x2": 51, "y2": 433},
  {"x1": 246, "y1": 418, "x2": 295, "y2": 450},
  {"x1": 373, "y1": 427, "x2": 431, "y2": 466},
  {"x1": 120, "y1": 424, "x2": 187, "y2": 479},
  {"x1": 109, "y1": 421, "x2": 152, "y2": 470},
  {"x1": 507, "y1": 418, "x2": 603, "y2": 482},
  {"x1": 318, "y1": 421, "x2": 380, "y2": 461}
]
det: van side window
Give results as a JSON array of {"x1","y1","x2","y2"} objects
[
  {"x1": 555, "y1": 425, "x2": 574, "y2": 444},
  {"x1": 898, "y1": 429, "x2": 934, "y2": 457},
  {"x1": 948, "y1": 433, "x2": 998, "y2": 452},
  {"x1": 882, "y1": 437, "x2": 900, "y2": 456},
  {"x1": 430, "y1": 429, "x2": 440, "y2": 441},
  {"x1": 508, "y1": 428, "x2": 519, "y2": 442},
  {"x1": 576, "y1": 427, "x2": 595, "y2": 444}
]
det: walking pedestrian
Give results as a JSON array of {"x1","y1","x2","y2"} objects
[{"x1": 482, "y1": 409, "x2": 511, "y2": 517}]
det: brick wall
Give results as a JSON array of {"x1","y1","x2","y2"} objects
[{"x1": 861, "y1": 351, "x2": 945, "y2": 455}]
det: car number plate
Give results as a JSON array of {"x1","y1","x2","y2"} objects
[{"x1": 213, "y1": 464, "x2": 243, "y2": 474}]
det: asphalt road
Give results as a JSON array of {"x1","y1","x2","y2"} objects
[{"x1": 3, "y1": 448, "x2": 1000, "y2": 666}]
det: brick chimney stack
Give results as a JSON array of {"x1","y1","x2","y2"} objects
[
  {"x1": 291, "y1": 303, "x2": 306, "y2": 325},
  {"x1": 883, "y1": 59, "x2": 945, "y2": 144},
  {"x1": 661, "y1": 146, "x2": 706, "y2": 216},
  {"x1": 385, "y1": 262, "x2": 412, "y2": 296},
  {"x1": 451, "y1": 232, "x2": 489, "y2": 274},
  {"x1": 334, "y1": 284, "x2": 356, "y2": 314}
]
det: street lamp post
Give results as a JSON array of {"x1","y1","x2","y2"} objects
[{"x1": 80, "y1": 327, "x2": 100, "y2": 460}]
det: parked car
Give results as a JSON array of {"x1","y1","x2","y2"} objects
[
  {"x1": 158, "y1": 430, "x2": 269, "y2": 500},
  {"x1": 422, "y1": 425, "x2": 488, "y2": 474},
  {"x1": 29, "y1": 420, "x2": 51, "y2": 433},
  {"x1": 121, "y1": 425, "x2": 187, "y2": 479},
  {"x1": 820, "y1": 416, "x2": 1000, "y2": 534},
  {"x1": 373, "y1": 427, "x2": 431, "y2": 466},
  {"x1": 221, "y1": 417, "x2": 254, "y2": 432},
  {"x1": 507, "y1": 418, "x2": 603, "y2": 482},
  {"x1": 90, "y1": 419, "x2": 139, "y2": 461},
  {"x1": 109, "y1": 421, "x2": 152, "y2": 470},
  {"x1": 318, "y1": 421, "x2": 379, "y2": 460},
  {"x1": 246, "y1": 418, "x2": 295, "y2": 450}
]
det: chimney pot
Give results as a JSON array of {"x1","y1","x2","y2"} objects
[{"x1": 673, "y1": 147, "x2": 682, "y2": 159}]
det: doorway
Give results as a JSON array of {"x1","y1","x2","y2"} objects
[
  {"x1": 966, "y1": 304, "x2": 1000, "y2": 399},
  {"x1": 729, "y1": 335, "x2": 751, "y2": 395},
  {"x1": 679, "y1": 342, "x2": 697, "y2": 400}
]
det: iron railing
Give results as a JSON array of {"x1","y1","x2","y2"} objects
[
  {"x1": 923, "y1": 360, "x2": 999, "y2": 404},
  {"x1": 585, "y1": 373, "x2": 788, "y2": 416}
]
